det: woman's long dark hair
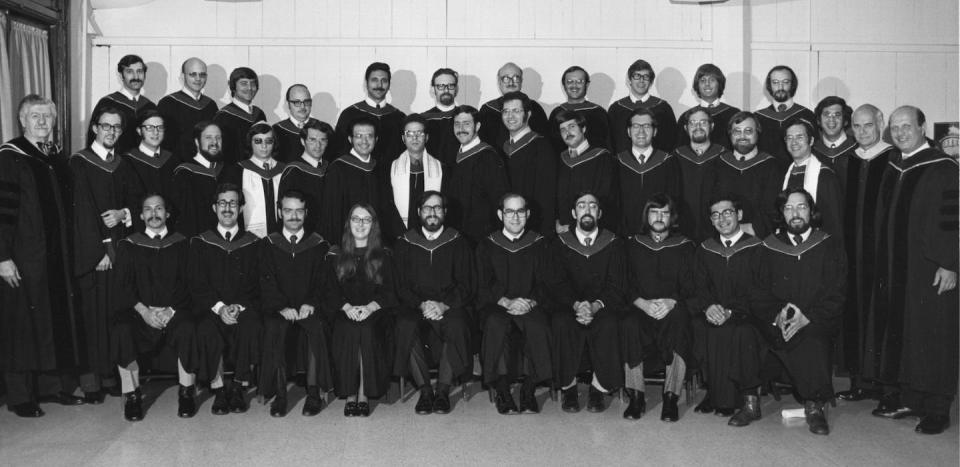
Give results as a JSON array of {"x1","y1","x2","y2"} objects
[{"x1": 336, "y1": 203, "x2": 385, "y2": 284}]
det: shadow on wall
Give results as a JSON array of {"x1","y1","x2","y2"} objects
[
  {"x1": 459, "y1": 74, "x2": 482, "y2": 107},
  {"x1": 657, "y1": 67, "x2": 688, "y2": 116},
  {"x1": 145, "y1": 61, "x2": 168, "y2": 101},
  {"x1": 733, "y1": 71, "x2": 764, "y2": 111},
  {"x1": 523, "y1": 67, "x2": 544, "y2": 103},
  {"x1": 312, "y1": 92, "x2": 340, "y2": 124},
  {"x1": 391, "y1": 69, "x2": 417, "y2": 114},
  {"x1": 813, "y1": 77, "x2": 851, "y2": 102},
  {"x1": 589, "y1": 72, "x2": 616, "y2": 108},
  {"x1": 256, "y1": 74, "x2": 283, "y2": 122}
]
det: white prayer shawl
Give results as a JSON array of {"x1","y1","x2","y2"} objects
[
  {"x1": 781, "y1": 155, "x2": 822, "y2": 202},
  {"x1": 391, "y1": 150, "x2": 443, "y2": 227}
]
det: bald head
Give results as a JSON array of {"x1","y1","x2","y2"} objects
[
  {"x1": 497, "y1": 62, "x2": 523, "y2": 94},
  {"x1": 889, "y1": 105, "x2": 927, "y2": 154},
  {"x1": 852, "y1": 104, "x2": 884, "y2": 149},
  {"x1": 181, "y1": 57, "x2": 208, "y2": 94}
]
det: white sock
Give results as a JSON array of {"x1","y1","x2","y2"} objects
[
  {"x1": 562, "y1": 378, "x2": 578, "y2": 390},
  {"x1": 177, "y1": 359, "x2": 195, "y2": 387},
  {"x1": 210, "y1": 358, "x2": 224, "y2": 390},
  {"x1": 118, "y1": 362, "x2": 140, "y2": 394},
  {"x1": 591, "y1": 373, "x2": 608, "y2": 393}
]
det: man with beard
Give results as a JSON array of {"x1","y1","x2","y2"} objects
[
  {"x1": 755, "y1": 65, "x2": 815, "y2": 168},
  {"x1": 713, "y1": 111, "x2": 781, "y2": 239},
  {"x1": 835, "y1": 104, "x2": 895, "y2": 403},
  {"x1": 112, "y1": 194, "x2": 197, "y2": 421},
  {"x1": 158, "y1": 58, "x2": 219, "y2": 161},
  {"x1": 1, "y1": 95, "x2": 84, "y2": 417},
  {"x1": 615, "y1": 108, "x2": 681, "y2": 236},
  {"x1": 71, "y1": 107, "x2": 142, "y2": 403},
  {"x1": 123, "y1": 110, "x2": 178, "y2": 231},
  {"x1": 422, "y1": 68, "x2": 462, "y2": 166},
  {"x1": 172, "y1": 122, "x2": 238, "y2": 238},
  {"x1": 232, "y1": 123, "x2": 285, "y2": 238},
  {"x1": 500, "y1": 92, "x2": 557, "y2": 238},
  {"x1": 780, "y1": 118, "x2": 843, "y2": 238},
  {"x1": 870, "y1": 106, "x2": 958, "y2": 435},
  {"x1": 551, "y1": 192, "x2": 625, "y2": 413},
  {"x1": 673, "y1": 108, "x2": 723, "y2": 241},
  {"x1": 259, "y1": 190, "x2": 332, "y2": 417},
  {"x1": 279, "y1": 120, "x2": 333, "y2": 235},
  {"x1": 89, "y1": 54, "x2": 157, "y2": 154},
  {"x1": 554, "y1": 109, "x2": 616, "y2": 233},
  {"x1": 748, "y1": 188, "x2": 846, "y2": 435},
  {"x1": 621, "y1": 193, "x2": 694, "y2": 422},
  {"x1": 394, "y1": 191, "x2": 474, "y2": 415},
  {"x1": 334, "y1": 62, "x2": 406, "y2": 167},
  {"x1": 608, "y1": 59, "x2": 679, "y2": 153},
  {"x1": 190, "y1": 184, "x2": 262, "y2": 415},
  {"x1": 547, "y1": 66, "x2": 612, "y2": 152},
  {"x1": 478, "y1": 62, "x2": 550, "y2": 150},
  {"x1": 213, "y1": 67, "x2": 266, "y2": 165},
  {"x1": 273, "y1": 84, "x2": 323, "y2": 163},
  {"x1": 812, "y1": 96, "x2": 856, "y2": 177},
  {"x1": 322, "y1": 118, "x2": 385, "y2": 243},
  {"x1": 477, "y1": 193, "x2": 554, "y2": 415},
  {"x1": 679, "y1": 64, "x2": 740, "y2": 150},
  {"x1": 441, "y1": 105, "x2": 509, "y2": 245},
  {"x1": 688, "y1": 194, "x2": 764, "y2": 418},
  {"x1": 384, "y1": 114, "x2": 444, "y2": 240}
]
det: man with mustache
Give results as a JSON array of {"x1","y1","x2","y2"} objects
[
  {"x1": 333, "y1": 62, "x2": 406, "y2": 167},
  {"x1": 755, "y1": 65, "x2": 815, "y2": 168},
  {"x1": 190, "y1": 184, "x2": 262, "y2": 416},
  {"x1": 273, "y1": 84, "x2": 323, "y2": 163},
  {"x1": 780, "y1": 118, "x2": 843, "y2": 238},
  {"x1": 608, "y1": 59, "x2": 679, "y2": 154},
  {"x1": 279, "y1": 120, "x2": 333, "y2": 235},
  {"x1": 213, "y1": 67, "x2": 267, "y2": 165},
  {"x1": 89, "y1": 54, "x2": 158, "y2": 154},
  {"x1": 547, "y1": 66, "x2": 612, "y2": 152},
  {"x1": 158, "y1": 57, "x2": 219, "y2": 162},
  {"x1": 811, "y1": 96, "x2": 856, "y2": 177},
  {"x1": 123, "y1": 110, "x2": 178, "y2": 232},
  {"x1": 673, "y1": 108, "x2": 724, "y2": 242},
  {"x1": 869, "y1": 106, "x2": 958, "y2": 435},
  {"x1": 678, "y1": 64, "x2": 741, "y2": 150},
  {"x1": 621, "y1": 193, "x2": 695, "y2": 422},
  {"x1": 750, "y1": 188, "x2": 846, "y2": 435},
  {"x1": 440, "y1": 105, "x2": 509, "y2": 245},
  {"x1": 551, "y1": 192, "x2": 625, "y2": 413},
  {"x1": 554, "y1": 109, "x2": 616, "y2": 234},
  {"x1": 259, "y1": 190, "x2": 333, "y2": 417},
  {"x1": 394, "y1": 191, "x2": 474, "y2": 415},
  {"x1": 112, "y1": 193, "x2": 198, "y2": 421},
  {"x1": 422, "y1": 68, "x2": 462, "y2": 166},
  {"x1": 478, "y1": 62, "x2": 551, "y2": 151},
  {"x1": 713, "y1": 111, "x2": 781, "y2": 239},
  {"x1": 500, "y1": 91, "x2": 557, "y2": 238},
  {"x1": 172, "y1": 121, "x2": 239, "y2": 238},
  {"x1": 71, "y1": 107, "x2": 143, "y2": 404},
  {"x1": 322, "y1": 118, "x2": 385, "y2": 244}
]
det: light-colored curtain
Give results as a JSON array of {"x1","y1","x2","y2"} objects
[
  {"x1": 0, "y1": 12, "x2": 15, "y2": 142},
  {"x1": 8, "y1": 18, "x2": 52, "y2": 114}
]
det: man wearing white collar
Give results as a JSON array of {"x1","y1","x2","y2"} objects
[
  {"x1": 158, "y1": 58, "x2": 219, "y2": 161},
  {"x1": 500, "y1": 91, "x2": 557, "y2": 237},
  {"x1": 608, "y1": 59, "x2": 679, "y2": 154},
  {"x1": 755, "y1": 65, "x2": 816, "y2": 166},
  {"x1": 781, "y1": 118, "x2": 842, "y2": 237},
  {"x1": 423, "y1": 68, "x2": 462, "y2": 165},
  {"x1": 172, "y1": 121, "x2": 239, "y2": 238},
  {"x1": 674, "y1": 107, "x2": 725, "y2": 241},
  {"x1": 715, "y1": 112, "x2": 781, "y2": 239},
  {"x1": 333, "y1": 62, "x2": 406, "y2": 168},
  {"x1": 123, "y1": 110, "x2": 178, "y2": 232},
  {"x1": 213, "y1": 67, "x2": 266, "y2": 165},
  {"x1": 89, "y1": 54, "x2": 158, "y2": 154},
  {"x1": 386, "y1": 114, "x2": 443, "y2": 240},
  {"x1": 273, "y1": 84, "x2": 323, "y2": 163}
]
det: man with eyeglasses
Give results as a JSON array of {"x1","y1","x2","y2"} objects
[
  {"x1": 780, "y1": 118, "x2": 843, "y2": 238},
  {"x1": 714, "y1": 111, "x2": 781, "y2": 239},
  {"x1": 70, "y1": 106, "x2": 143, "y2": 404},
  {"x1": 811, "y1": 97, "x2": 856, "y2": 176},
  {"x1": 422, "y1": 68, "x2": 462, "y2": 166},
  {"x1": 172, "y1": 121, "x2": 239, "y2": 238},
  {"x1": 394, "y1": 191, "x2": 474, "y2": 415},
  {"x1": 229, "y1": 123, "x2": 285, "y2": 238},
  {"x1": 615, "y1": 108, "x2": 681, "y2": 237},
  {"x1": 500, "y1": 91, "x2": 557, "y2": 238},
  {"x1": 322, "y1": 117, "x2": 384, "y2": 244},
  {"x1": 273, "y1": 84, "x2": 323, "y2": 163},
  {"x1": 608, "y1": 59, "x2": 678, "y2": 154},
  {"x1": 755, "y1": 65, "x2": 815, "y2": 168},
  {"x1": 687, "y1": 193, "x2": 763, "y2": 420},
  {"x1": 279, "y1": 120, "x2": 334, "y2": 235},
  {"x1": 554, "y1": 109, "x2": 615, "y2": 234},
  {"x1": 190, "y1": 183, "x2": 262, "y2": 416},
  {"x1": 385, "y1": 114, "x2": 443, "y2": 241},
  {"x1": 158, "y1": 57, "x2": 218, "y2": 162},
  {"x1": 334, "y1": 62, "x2": 406, "y2": 167},
  {"x1": 478, "y1": 62, "x2": 550, "y2": 150},
  {"x1": 441, "y1": 105, "x2": 508, "y2": 245},
  {"x1": 673, "y1": 108, "x2": 724, "y2": 242},
  {"x1": 550, "y1": 192, "x2": 625, "y2": 414},
  {"x1": 89, "y1": 54, "x2": 158, "y2": 154},
  {"x1": 750, "y1": 188, "x2": 846, "y2": 436},
  {"x1": 213, "y1": 67, "x2": 266, "y2": 166},
  {"x1": 679, "y1": 64, "x2": 740, "y2": 150},
  {"x1": 547, "y1": 66, "x2": 612, "y2": 152},
  {"x1": 123, "y1": 110, "x2": 178, "y2": 232},
  {"x1": 476, "y1": 193, "x2": 554, "y2": 415}
]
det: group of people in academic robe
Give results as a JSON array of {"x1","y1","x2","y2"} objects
[{"x1": 1, "y1": 53, "x2": 956, "y2": 437}]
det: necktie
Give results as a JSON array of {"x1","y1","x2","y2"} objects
[
  {"x1": 724, "y1": 239, "x2": 732, "y2": 248},
  {"x1": 738, "y1": 155, "x2": 745, "y2": 162},
  {"x1": 106, "y1": 152, "x2": 115, "y2": 163},
  {"x1": 154, "y1": 152, "x2": 160, "y2": 158},
  {"x1": 290, "y1": 234, "x2": 298, "y2": 245},
  {"x1": 154, "y1": 234, "x2": 161, "y2": 241},
  {"x1": 830, "y1": 143, "x2": 837, "y2": 149},
  {"x1": 637, "y1": 154, "x2": 645, "y2": 166},
  {"x1": 570, "y1": 149, "x2": 578, "y2": 158},
  {"x1": 224, "y1": 231, "x2": 232, "y2": 242},
  {"x1": 263, "y1": 162, "x2": 278, "y2": 233},
  {"x1": 584, "y1": 237, "x2": 593, "y2": 247},
  {"x1": 777, "y1": 104, "x2": 787, "y2": 113},
  {"x1": 39, "y1": 141, "x2": 54, "y2": 155},
  {"x1": 793, "y1": 234, "x2": 803, "y2": 246}
]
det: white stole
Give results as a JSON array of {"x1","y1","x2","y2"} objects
[
  {"x1": 781, "y1": 155, "x2": 822, "y2": 201},
  {"x1": 391, "y1": 150, "x2": 443, "y2": 227}
]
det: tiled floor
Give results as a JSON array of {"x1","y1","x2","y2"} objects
[{"x1": 1, "y1": 380, "x2": 957, "y2": 466}]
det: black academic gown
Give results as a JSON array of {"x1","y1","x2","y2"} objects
[
  {"x1": 441, "y1": 142, "x2": 509, "y2": 245},
  {"x1": 673, "y1": 144, "x2": 723, "y2": 242},
  {"x1": 423, "y1": 107, "x2": 460, "y2": 166},
  {"x1": 754, "y1": 104, "x2": 816, "y2": 169},
  {"x1": 157, "y1": 91, "x2": 219, "y2": 161},
  {"x1": 333, "y1": 101, "x2": 406, "y2": 168},
  {"x1": 279, "y1": 159, "x2": 329, "y2": 236},
  {"x1": 321, "y1": 153, "x2": 383, "y2": 245},
  {"x1": 171, "y1": 160, "x2": 238, "y2": 238},
  {"x1": 783, "y1": 162, "x2": 844, "y2": 239},
  {"x1": 503, "y1": 131, "x2": 558, "y2": 237},
  {"x1": 189, "y1": 230, "x2": 262, "y2": 382},
  {"x1": 122, "y1": 147, "x2": 178, "y2": 230},
  {"x1": 213, "y1": 103, "x2": 266, "y2": 165},
  {"x1": 89, "y1": 92, "x2": 158, "y2": 155},
  {"x1": 712, "y1": 150, "x2": 782, "y2": 239},
  {"x1": 615, "y1": 149, "x2": 681, "y2": 237},
  {"x1": 479, "y1": 96, "x2": 550, "y2": 151},
  {"x1": 812, "y1": 135, "x2": 858, "y2": 185},
  {"x1": 547, "y1": 102, "x2": 613, "y2": 152},
  {"x1": 678, "y1": 103, "x2": 741, "y2": 150},
  {"x1": 608, "y1": 96, "x2": 679, "y2": 153},
  {"x1": 556, "y1": 146, "x2": 617, "y2": 231},
  {"x1": 273, "y1": 118, "x2": 322, "y2": 163}
]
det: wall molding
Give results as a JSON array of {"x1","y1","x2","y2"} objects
[
  {"x1": 90, "y1": 36, "x2": 713, "y2": 49},
  {"x1": 752, "y1": 41, "x2": 958, "y2": 54}
]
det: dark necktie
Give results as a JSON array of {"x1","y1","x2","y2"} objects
[
  {"x1": 224, "y1": 231, "x2": 232, "y2": 242},
  {"x1": 106, "y1": 152, "x2": 115, "y2": 163},
  {"x1": 154, "y1": 234, "x2": 161, "y2": 241},
  {"x1": 830, "y1": 143, "x2": 837, "y2": 149},
  {"x1": 290, "y1": 234, "x2": 298, "y2": 245},
  {"x1": 637, "y1": 154, "x2": 645, "y2": 166},
  {"x1": 262, "y1": 162, "x2": 278, "y2": 233},
  {"x1": 793, "y1": 234, "x2": 803, "y2": 246},
  {"x1": 584, "y1": 237, "x2": 593, "y2": 247},
  {"x1": 724, "y1": 239, "x2": 732, "y2": 248},
  {"x1": 570, "y1": 148, "x2": 578, "y2": 158},
  {"x1": 39, "y1": 141, "x2": 54, "y2": 155},
  {"x1": 777, "y1": 104, "x2": 787, "y2": 113}
]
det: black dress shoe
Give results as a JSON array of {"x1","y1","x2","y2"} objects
[
  {"x1": 714, "y1": 407, "x2": 736, "y2": 417},
  {"x1": 694, "y1": 394, "x2": 714, "y2": 414},
  {"x1": 622, "y1": 389, "x2": 645, "y2": 420},
  {"x1": 561, "y1": 387, "x2": 580, "y2": 413},
  {"x1": 433, "y1": 387, "x2": 452, "y2": 414},
  {"x1": 661, "y1": 392, "x2": 680, "y2": 422},
  {"x1": 872, "y1": 405, "x2": 924, "y2": 419},
  {"x1": 415, "y1": 387, "x2": 434, "y2": 415},
  {"x1": 728, "y1": 394, "x2": 761, "y2": 427},
  {"x1": 178, "y1": 385, "x2": 197, "y2": 418},
  {"x1": 804, "y1": 400, "x2": 830, "y2": 435},
  {"x1": 586, "y1": 386, "x2": 606, "y2": 413},
  {"x1": 871, "y1": 393, "x2": 900, "y2": 415},
  {"x1": 83, "y1": 390, "x2": 105, "y2": 405},
  {"x1": 302, "y1": 386, "x2": 324, "y2": 416},
  {"x1": 228, "y1": 384, "x2": 249, "y2": 413},
  {"x1": 105, "y1": 385, "x2": 122, "y2": 397},
  {"x1": 211, "y1": 388, "x2": 230, "y2": 415},
  {"x1": 836, "y1": 387, "x2": 879, "y2": 401},
  {"x1": 11, "y1": 402, "x2": 44, "y2": 418},
  {"x1": 494, "y1": 390, "x2": 519, "y2": 415},
  {"x1": 916, "y1": 414, "x2": 950, "y2": 435},
  {"x1": 38, "y1": 392, "x2": 86, "y2": 406},
  {"x1": 344, "y1": 401, "x2": 359, "y2": 417},
  {"x1": 123, "y1": 390, "x2": 144, "y2": 422},
  {"x1": 518, "y1": 384, "x2": 539, "y2": 414},
  {"x1": 357, "y1": 401, "x2": 371, "y2": 417}
]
